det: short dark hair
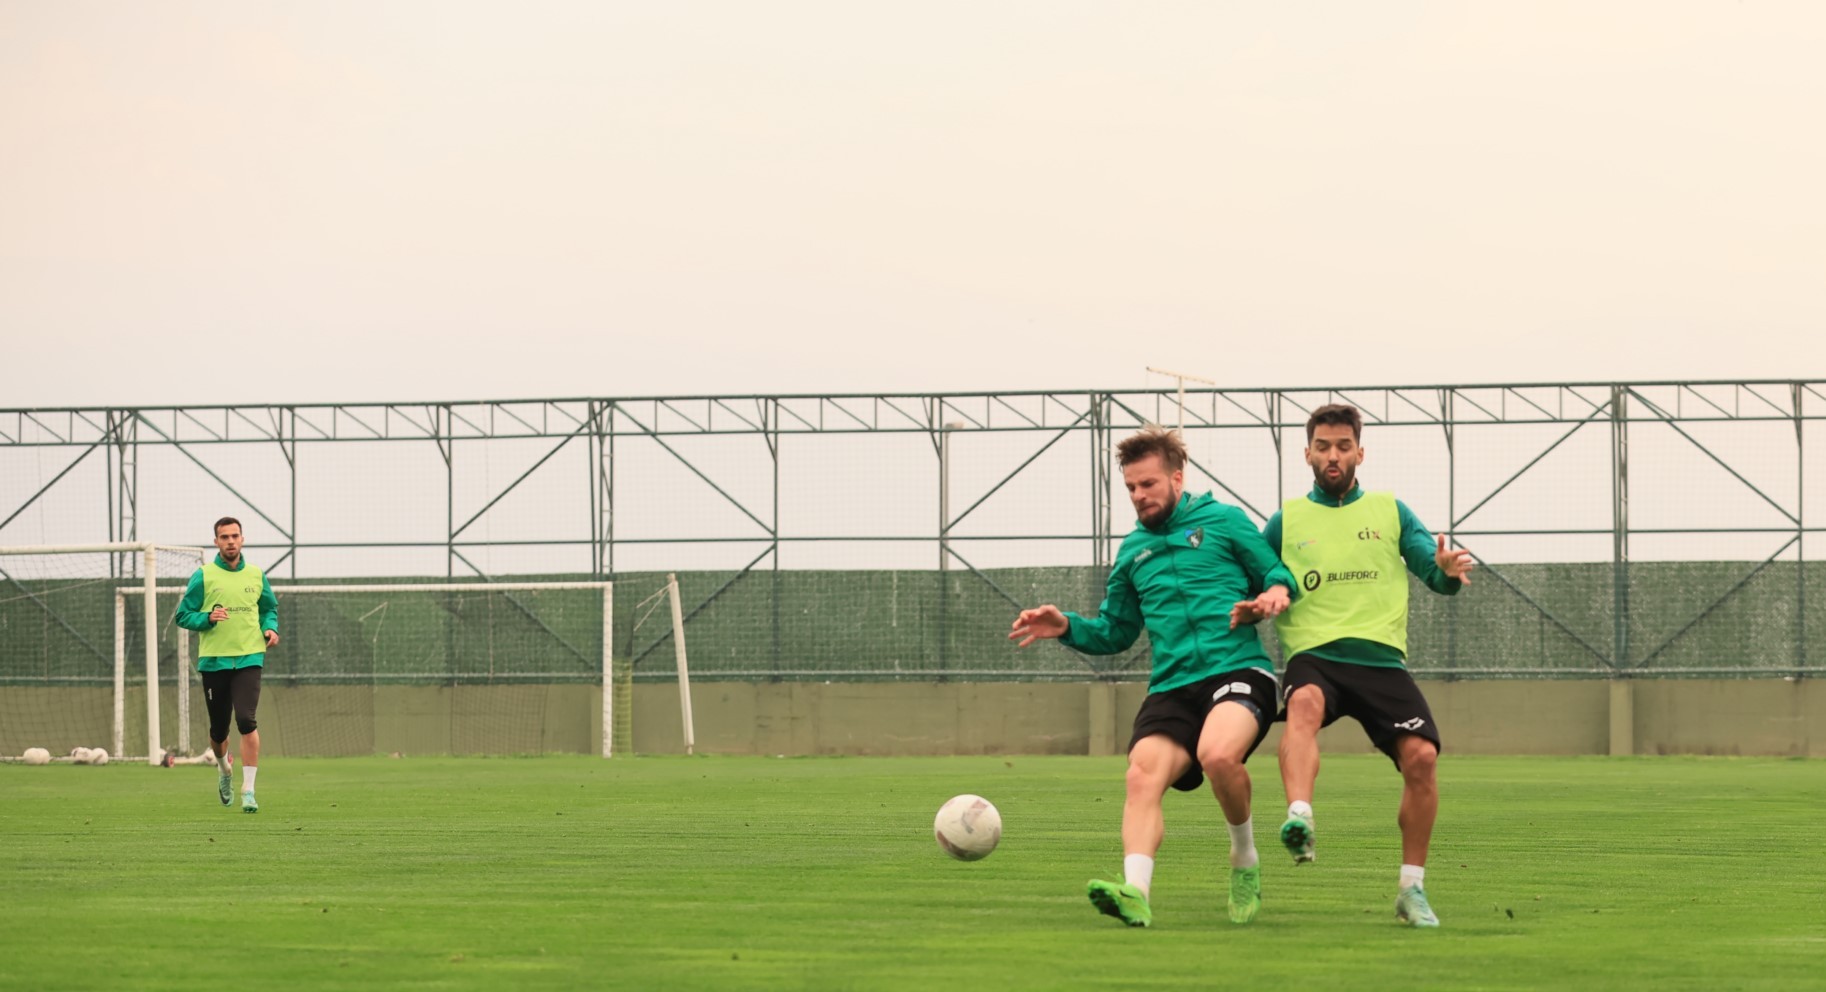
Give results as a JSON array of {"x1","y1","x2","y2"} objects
[
  {"x1": 1305, "y1": 404, "x2": 1363, "y2": 443},
  {"x1": 213, "y1": 517, "x2": 242, "y2": 537},
  {"x1": 1116, "y1": 426, "x2": 1186, "y2": 474}
]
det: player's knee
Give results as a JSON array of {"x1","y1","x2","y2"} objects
[
  {"x1": 1399, "y1": 739, "x2": 1438, "y2": 782},
  {"x1": 235, "y1": 715, "x2": 258, "y2": 736},
  {"x1": 1124, "y1": 757, "x2": 1167, "y2": 796},
  {"x1": 1284, "y1": 685, "x2": 1325, "y2": 727},
  {"x1": 1197, "y1": 747, "x2": 1243, "y2": 781}
]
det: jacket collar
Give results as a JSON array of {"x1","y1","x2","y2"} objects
[
  {"x1": 1306, "y1": 481, "x2": 1364, "y2": 507},
  {"x1": 213, "y1": 554, "x2": 247, "y2": 571}
]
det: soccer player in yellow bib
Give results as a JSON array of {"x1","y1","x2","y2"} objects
[
  {"x1": 1230, "y1": 404, "x2": 1473, "y2": 928},
  {"x1": 173, "y1": 517, "x2": 279, "y2": 813}
]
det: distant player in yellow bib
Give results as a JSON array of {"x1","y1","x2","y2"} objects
[
  {"x1": 1230, "y1": 404, "x2": 1474, "y2": 928},
  {"x1": 173, "y1": 517, "x2": 279, "y2": 813}
]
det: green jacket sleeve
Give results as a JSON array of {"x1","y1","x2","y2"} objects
[
  {"x1": 173, "y1": 570, "x2": 213, "y2": 632},
  {"x1": 1261, "y1": 510, "x2": 1283, "y2": 555},
  {"x1": 258, "y1": 574, "x2": 279, "y2": 633},
  {"x1": 1059, "y1": 563, "x2": 1143, "y2": 656},
  {"x1": 1223, "y1": 506, "x2": 1295, "y2": 597},
  {"x1": 1397, "y1": 500, "x2": 1462, "y2": 595}
]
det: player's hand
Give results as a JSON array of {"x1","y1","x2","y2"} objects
[
  {"x1": 1255, "y1": 584, "x2": 1291, "y2": 619},
  {"x1": 264, "y1": 629, "x2": 279, "y2": 648},
  {"x1": 1009, "y1": 606, "x2": 1069, "y2": 648},
  {"x1": 1436, "y1": 533, "x2": 1474, "y2": 585},
  {"x1": 1228, "y1": 585, "x2": 1291, "y2": 629},
  {"x1": 209, "y1": 606, "x2": 228, "y2": 623}
]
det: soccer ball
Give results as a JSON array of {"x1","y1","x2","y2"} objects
[
  {"x1": 22, "y1": 748, "x2": 50, "y2": 766},
  {"x1": 69, "y1": 747, "x2": 94, "y2": 765},
  {"x1": 90, "y1": 748, "x2": 109, "y2": 766},
  {"x1": 933, "y1": 794, "x2": 1001, "y2": 861}
]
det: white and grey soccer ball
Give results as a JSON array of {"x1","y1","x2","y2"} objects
[
  {"x1": 934, "y1": 794, "x2": 1002, "y2": 861},
  {"x1": 89, "y1": 748, "x2": 109, "y2": 766},
  {"x1": 69, "y1": 747, "x2": 95, "y2": 765},
  {"x1": 22, "y1": 747, "x2": 51, "y2": 766}
]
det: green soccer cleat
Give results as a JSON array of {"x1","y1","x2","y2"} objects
[
  {"x1": 217, "y1": 771, "x2": 233, "y2": 807},
  {"x1": 1086, "y1": 879, "x2": 1152, "y2": 928},
  {"x1": 1396, "y1": 884, "x2": 1440, "y2": 927},
  {"x1": 241, "y1": 791, "x2": 258, "y2": 814},
  {"x1": 1280, "y1": 815, "x2": 1316, "y2": 864},
  {"x1": 1227, "y1": 865, "x2": 1261, "y2": 924}
]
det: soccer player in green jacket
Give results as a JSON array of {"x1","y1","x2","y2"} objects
[
  {"x1": 1231, "y1": 404, "x2": 1474, "y2": 927},
  {"x1": 173, "y1": 517, "x2": 280, "y2": 813},
  {"x1": 1011, "y1": 427, "x2": 1294, "y2": 927}
]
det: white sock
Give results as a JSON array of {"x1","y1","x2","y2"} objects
[
  {"x1": 215, "y1": 750, "x2": 231, "y2": 774},
  {"x1": 1288, "y1": 800, "x2": 1313, "y2": 821},
  {"x1": 243, "y1": 765, "x2": 257, "y2": 792},
  {"x1": 1227, "y1": 817, "x2": 1259, "y2": 869},
  {"x1": 1123, "y1": 854, "x2": 1155, "y2": 897},
  {"x1": 1400, "y1": 864, "x2": 1425, "y2": 892}
]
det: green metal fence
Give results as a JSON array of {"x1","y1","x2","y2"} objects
[{"x1": 2, "y1": 382, "x2": 1822, "y2": 682}]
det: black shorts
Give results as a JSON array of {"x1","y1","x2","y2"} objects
[
  {"x1": 1129, "y1": 668, "x2": 1279, "y2": 793},
  {"x1": 201, "y1": 666, "x2": 263, "y2": 740},
  {"x1": 1280, "y1": 654, "x2": 1441, "y2": 768}
]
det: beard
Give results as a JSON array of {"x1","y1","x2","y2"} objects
[
  {"x1": 1136, "y1": 486, "x2": 1182, "y2": 528},
  {"x1": 1314, "y1": 465, "x2": 1356, "y2": 498}
]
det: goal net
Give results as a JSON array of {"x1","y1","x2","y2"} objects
[
  {"x1": 0, "y1": 545, "x2": 616, "y2": 761},
  {"x1": 0, "y1": 543, "x2": 206, "y2": 764},
  {"x1": 266, "y1": 581, "x2": 615, "y2": 757}
]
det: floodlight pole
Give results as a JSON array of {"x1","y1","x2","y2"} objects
[{"x1": 1146, "y1": 367, "x2": 1216, "y2": 434}]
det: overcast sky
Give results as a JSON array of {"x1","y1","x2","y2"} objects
[{"x1": 1, "y1": 1, "x2": 1820, "y2": 409}]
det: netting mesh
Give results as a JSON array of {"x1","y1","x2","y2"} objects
[
  {"x1": 0, "y1": 547, "x2": 203, "y2": 758},
  {"x1": 273, "y1": 585, "x2": 607, "y2": 684},
  {"x1": 614, "y1": 561, "x2": 1819, "y2": 683}
]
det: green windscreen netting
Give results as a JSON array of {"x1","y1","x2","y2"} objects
[
  {"x1": 4, "y1": 562, "x2": 1818, "y2": 696},
  {"x1": 609, "y1": 561, "x2": 1821, "y2": 683}
]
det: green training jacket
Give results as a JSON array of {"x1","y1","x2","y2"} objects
[{"x1": 1060, "y1": 491, "x2": 1295, "y2": 692}]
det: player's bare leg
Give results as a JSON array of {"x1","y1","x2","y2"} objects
[
  {"x1": 1395, "y1": 733, "x2": 1437, "y2": 865},
  {"x1": 1121, "y1": 735, "x2": 1186, "y2": 860},
  {"x1": 1087, "y1": 735, "x2": 1187, "y2": 927},
  {"x1": 1277, "y1": 684, "x2": 1324, "y2": 862},
  {"x1": 1393, "y1": 733, "x2": 1440, "y2": 926},
  {"x1": 1196, "y1": 703, "x2": 1262, "y2": 923}
]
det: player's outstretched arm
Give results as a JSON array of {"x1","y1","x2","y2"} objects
[{"x1": 1009, "y1": 606, "x2": 1069, "y2": 648}]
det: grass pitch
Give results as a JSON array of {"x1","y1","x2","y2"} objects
[{"x1": 2, "y1": 753, "x2": 1821, "y2": 991}]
